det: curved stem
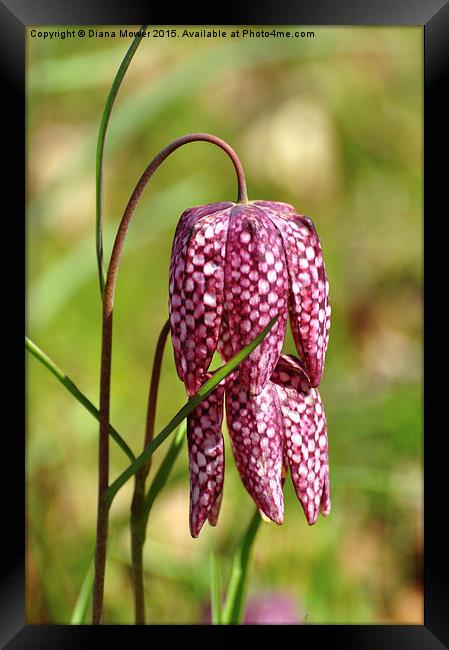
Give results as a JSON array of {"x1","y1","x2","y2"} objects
[
  {"x1": 92, "y1": 133, "x2": 248, "y2": 624},
  {"x1": 103, "y1": 132, "x2": 247, "y2": 319},
  {"x1": 96, "y1": 24, "x2": 148, "y2": 296},
  {"x1": 130, "y1": 318, "x2": 170, "y2": 624}
]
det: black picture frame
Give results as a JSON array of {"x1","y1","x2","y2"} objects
[{"x1": 4, "y1": 0, "x2": 448, "y2": 646}]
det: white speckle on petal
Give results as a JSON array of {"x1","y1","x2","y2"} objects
[{"x1": 204, "y1": 292, "x2": 217, "y2": 307}]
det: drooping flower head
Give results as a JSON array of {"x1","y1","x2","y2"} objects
[
  {"x1": 226, "y1": 354, "x2": 330, "y2": 528},
  {"x1": 168, "y1": 200, "x2": 331, "y2": 537},
  {"x1": 271, "y1": 354, "x2": 330, "y2": 524},
  {"x1": 169, "y1": 200, "x2": 330, "y2": 396},
  {"x1": 185, "y1": 352, "x2": 330, "y2": 537}
]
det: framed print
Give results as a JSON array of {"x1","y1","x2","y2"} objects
[{"x1": 2, "y1": 0, "x2": 448, "y2": 646}]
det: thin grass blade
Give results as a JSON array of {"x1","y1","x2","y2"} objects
[
  {"x1": 25, "y1": 336, "x2": 135, "y2": 462},
  {"x1": 210, "y1": 551, "x2": 222, "y2": 625},
  {"x1": 221, "y1": 508, "x2": 261, "y2": 624},
  {"x1": 70, "y1": 556, "x2": 94, "y2": 624},
  {"x1": 96, "y1": 25, "x2": 147, "y2": 294}
]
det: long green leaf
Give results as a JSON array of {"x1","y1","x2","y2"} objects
[
  {"x1": 70, "y1": 555, "x2": 95, "y2": 624},
  {"x1": 103, "y1": 315, "x2": 278, "y2": 507},
  {"x1": 210, "y1": 552, "x2": 222, "y2": 625},
  {"x1": 221, "y1": 508, "x2": 261, "y2": 624},
  {"x1": 96, "y1": 24, "x2": 147, "y2": 295},
  {"x1": 25, "y1": 336, "x2": 135, "y2": 462}
]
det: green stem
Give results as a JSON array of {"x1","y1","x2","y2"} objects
[
  {"x1": 25, "y1": 336, "x2": 135, "y2": 463},
  {"x1": 96, "y1": 24, "x2": 148, "y2": 296},
  {"x1": 222, "y1": 508, "x2": 261, "y2": 624},
  {"x1": 130, "y1": 319, "x2": 170, "y2": 624}
]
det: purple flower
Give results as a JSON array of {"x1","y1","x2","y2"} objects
[
  {"x1": 226, "y1": 354, "x2": 330, "y2": 528},
  {"x1": 168, "y1": 200, "x2": 331, "y2": 537},
  {"x1": 271, "y1": 354, "x2": 331, "y2": 524},
  {"x1": 169, "y1": 201, "x2": 330, "y2": 397},
  {"x1": 187, "y1": 372, "x2": 225, "y2": 537},
  {"x1": 185, "y1": 353, "x2": 330, "y2": 537}
]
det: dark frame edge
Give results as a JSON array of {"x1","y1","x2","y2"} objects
[
  {"x1": 1, "y1": 0, "x2": 447, "y2": 646},
  {"x1": 423, "y1": 1, "x2": 449, "y2": 648},
  {"x1": 3, "y1": 624, "x2": 449, "y2": 648},
  {"x1": 0, "y1": 1, "x2": 26, "y2": 648}
]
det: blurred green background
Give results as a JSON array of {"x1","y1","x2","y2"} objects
[{"x1": 26, "y1": 26, "x2": 423, "y2": 624}]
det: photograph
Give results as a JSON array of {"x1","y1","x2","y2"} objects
[{"x1": 25, "y1": 23, "x2": 425, "y2": 626}]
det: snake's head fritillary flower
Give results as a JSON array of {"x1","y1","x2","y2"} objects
[
  {"x1": 170, "y1": 199, "x2": 330, "y2": 535},
  {"x1": 188, "y1": 353, "x2": 330, "y2": 534},
  {"x1": 169, "y1": 201, "x2": 288, "y2": 398},
  {"x1": 225, "y1": 353, "x2": 330, "y2": 526},
  {"x1": 271, "y1": 354, "x2": 330, "y2": 525},
  {"x1": 253, "y1": 202, "x2": 330, "y2": 388},
  {"x1": 225, "y1": 376, "x2": 285, "y2": 524},
  {"x1": 187, "y1": 373, "x2": 225, "y2": 538},
  {"x1": 169, "y1": 200, "x2": 330, "y2": 396}
]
